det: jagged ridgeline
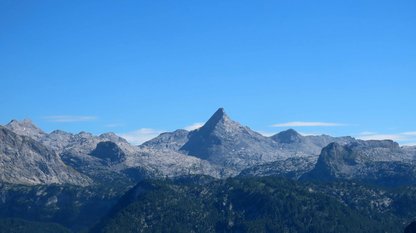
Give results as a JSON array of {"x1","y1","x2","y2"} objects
[{"x1": 1, "y1": 108, "x2": 416, "y2": 232}]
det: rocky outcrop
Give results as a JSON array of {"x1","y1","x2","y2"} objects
[
  {"x1": 0, "y1": 126, "x2": 90, "y2": 186},
  {"x1": 5, "y1": 119, "x2": 46, "y2": 141},
  {"x1": 302, "y1": 140, "x2": 416, "y2": 186},
  {"x1": 90, "y1": 141, "x2": 126, "y2": 163}
]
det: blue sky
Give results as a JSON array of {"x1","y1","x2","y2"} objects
[{"x1": 1, "y1": 0, "x2": 415, "y2": 145}]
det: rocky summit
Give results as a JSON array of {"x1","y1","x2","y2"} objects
[
  {"x1": 5, "y1": 119, "x2": 47, "y2": 141},
  {"x1": 180, "y1": 108, "x2": 286, "y2": 171}
]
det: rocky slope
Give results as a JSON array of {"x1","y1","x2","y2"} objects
[
  {"x1": 302, "y1": 140, "x2": 416, "y2": 186},
  {"x1": 238, "y1": 156, "x2": 317, "y2": 179},
  {"x1": 0, "y1": 126, "x2": 90, "y2": 186},
  {"x1": 179, "y1": 108, "x2": 356, "y2": 174},
  {"x1": 271, "y1": 129, "x2": 354, "y2": 156},
  {"x1": 5, "y1": 119, "x2": 47, "y2": 141},
  {"x1": 4, "y1": 119, "x2": 227, "y2": 184},
  {"x1": 140, "y1": 129, "x2": 189, "y2": 151},
  {"x1": 180, "y1": 108, "x2": 301, "y2": 171}
]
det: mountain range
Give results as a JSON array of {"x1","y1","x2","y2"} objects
[
  {"x1": 1, "y1": 108, "x2": 369, "y2": 184},
  {"x1": 1, "y1": 108, "x2": 416, "y2": 232}
]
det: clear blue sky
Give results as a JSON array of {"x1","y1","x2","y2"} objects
[{"x1": 1, "y1": 0, "x2": 415, "y2": 144}]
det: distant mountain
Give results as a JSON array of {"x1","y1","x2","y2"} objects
[
  {"x1": 58, "y1": 132, "x2": 226, "y2": 183},
  {"x1": 140, "y1": 129, "x2": 189, "y2": 151},
  {"x1": 2, "y1": 111, "x2": 360, "y2": 182},
  {"x1": 302, "y1": 140, "x2": 416, "y2": 186},
  {"x1": 5, "y1": 111, "x2": 414, "y2": 186},
  {"x1": 180, "y1": 108, "x2": 290, "y2": 171},
  {"x1": 179, "y1": 108, "x2": 356, "y2": 174},
  {"x1": 271, "y1": 129, "x2": 355, "y2": 156},
  {"x1": 5, "y1": 119, "x2": 47, "y2": 141},
  {"x1": 0, "y1": 126, "x2": 90, "y2": 186},
  {"x1": 4, "y1": 119, "x2": 227, "y2": 183}
]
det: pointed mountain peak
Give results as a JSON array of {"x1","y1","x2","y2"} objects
[
  {"x1": 200, "y1": 108, "x2": 234, "y2": 131},
  {"x1": 215, "y1": 107, "x2": 225, "y2": 115},
  {"x1": 208, "y1": 107, "x2": 227, "y2": 121},
  {"x1": 272, "y1": 128, "x2": 303, "y2": 143},
  {"x1": 180, "y1": 108, "x2": 281, "y2": 167},
  {"x1": 5, "y1": 119, "x2": 45, "y2": 140}
]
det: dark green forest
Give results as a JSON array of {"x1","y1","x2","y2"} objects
[{"x1": 91, "y1": 177, "x2": 413, "y2": 233}]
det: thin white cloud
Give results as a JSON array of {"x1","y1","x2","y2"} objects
[
  {"x1": 258, "y1": 131, "x2": 277, "y2": 137},
  {"x1": 359, "y1": 131, "x2": 378, "y2": 135},
  {"x1": 258, "y1": 131, "x2": 323, "y2": 137},
  {"x1": 357, "y1": 133, "x2": 407, "y2": 141},
  {"x1": 117, "y1": 128, "x2": 164, "y2": 145},
  {"x1": 104, "y1": 123, "x2": 124, "y2": 128},
  {"x1": 44, "y1": 115, "x2": 97, "y2": 122},
  {"x1": 271, "y1": 121, "x2": 345, "y2": 127},
  {"x1": 357, "y1": 131, "x2": 416, "y2": 145},
  {"x1": 299, "y1": 132, "x2": 322, "y2": 136},
  {"x1": 184, "y1": 122, "x2": 204, "y2": 131}
]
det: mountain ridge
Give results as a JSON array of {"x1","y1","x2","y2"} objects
[{"x1": 3, "y1": 109, "x2": 416, "y2": 187}]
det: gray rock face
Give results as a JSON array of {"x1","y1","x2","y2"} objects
[
  {"x1": 180, "y1": 108, "x2": 287, "y2": 171},
  {"x1": 239, "y1": 156, "x2": 317, "y2": 179},
  {"x1": 45, "y1": 130, "x2": 73, "y2": 152},
  {"x1": 141, "y1": 129, "x2": 189, "y2": 151},
  {"x1": 90, "y1": 141, "x2": 126, "y2": 163},
  {"x1": 5, "y1": 119, "x2": 47, "y2": 141},
  {"x1": 271, "y1": 129, "x2": 355, "y2": 157},
  {"x1": 305, "y1": 134, "x2": 355, "y2": 148},
  {"x1": 123, "y1": 147, "x2": 230, "y2": 178},
  {"x1": 0, "y1": 126, "x2": 90, "y2": 186},
  {"x1": 272, "y1": 129, "x2": 303, "y2": 143},
  {"x1": 3, "y1": 119, "x2": 228, "y2": 183},
  {"x1": 302, "y1": 140, "x2": 416, "y2": 186}
]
